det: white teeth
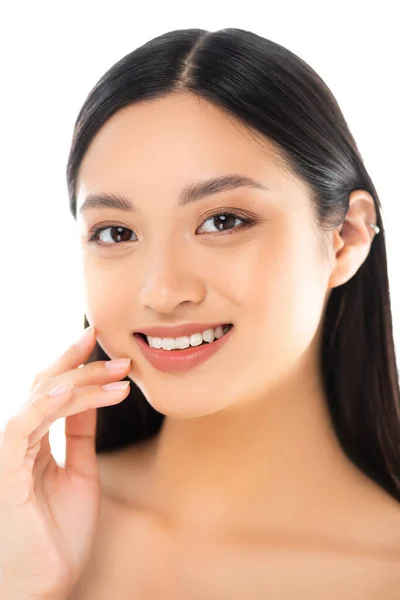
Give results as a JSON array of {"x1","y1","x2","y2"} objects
[{"x1": 146, "y1": 325, "x2": 231, "y2": 350}]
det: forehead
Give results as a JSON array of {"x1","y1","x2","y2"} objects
[{"x1": 76, "y1": 92, "x2": 296, "y2": 211}]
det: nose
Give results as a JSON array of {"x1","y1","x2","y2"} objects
[{"x1": 137, "y1": 239, "x2": 206, "y2": 314}]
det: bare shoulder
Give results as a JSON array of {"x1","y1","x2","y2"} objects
[
  {"x1": 96, "y1": 444, "x2": 400, "y2": 548},
  {"x1": 344, "y1": 472, "x2": 400, "y2": 591},
  {"x1": 372, "y1": 494, "x2": 400, "y2": 590},
  {"x1": 346, "y1": 465, "x2": 400, "y2": 541},
  {"x1": 70, "y1": 450, "x2": 400, "y2": 599},
  {"x1": 356, "y1": 473, "x2": 400, "y2": 541}
]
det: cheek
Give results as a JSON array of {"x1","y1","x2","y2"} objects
[
  {"x1": 236, "y1": 237, "x2": 327, "y2": 355},
  {"x1": 83, "y1": 273, "x2": 132, "y2": 361},
  {"x1": 83, "y1": 265, "x2": 130, "y2": 328}
]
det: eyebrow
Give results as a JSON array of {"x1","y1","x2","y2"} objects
[{"x1": 78, "y1": 174, "x2": 269, "y2": 216}]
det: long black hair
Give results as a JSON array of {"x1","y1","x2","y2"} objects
[{"x1": 66, "y1": 28, "x2": 400, "y2": 502}]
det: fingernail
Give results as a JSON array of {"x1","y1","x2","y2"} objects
[
  {"x1": 102, "y1": 381, "x2": 130, "y2": 391},
  {"x1": 105, "y1": 358, "x2": 131, "y2": 370},
  {"x1": 76, "y1": 326, "x2": 95, "y2": 346}
]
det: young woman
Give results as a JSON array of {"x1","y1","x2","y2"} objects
[{"x1": 1, "y1": 28, "x2": 399, "y2": 599}]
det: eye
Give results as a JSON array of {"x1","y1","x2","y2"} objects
[
  {"x1": 197, "y1": 211, "x2": 252, "y2": 234},
  {"x1": 86, "y1": 210, "x2": 255, "y2": 248},
  {"x1": 87, "y1": 226, "x2": 137, "y2": 246}
]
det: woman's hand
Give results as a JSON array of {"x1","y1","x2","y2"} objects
[{"x1": 0, "y1": 327, "x2": 132, "y2": 600}]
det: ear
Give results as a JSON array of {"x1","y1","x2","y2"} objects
[{"x1": 328, "y1": 189, "x2": 378, "y2": 290}]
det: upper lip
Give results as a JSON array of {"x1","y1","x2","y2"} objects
[{"x1": 135, "y1": 322, "x2": 232, "y2": 338}]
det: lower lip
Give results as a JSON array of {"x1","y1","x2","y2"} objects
[{"x1": 134, "y1": 326, "x2": 234, "y2": 373}]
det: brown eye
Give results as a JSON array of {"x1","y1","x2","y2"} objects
[
  {"x1": 88, "y1": 226, "x2": 136, "y2": 246},
  {"x1": 197, "y1": 212, "x2": 250, "y2": 234},
  {"x1": 87, "y1": 211, "x2": 256, "y2": 249}
]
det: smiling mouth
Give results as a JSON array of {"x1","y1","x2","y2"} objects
[{"x1": 135, "y1": 324, "x2": 233, "y2": 349}]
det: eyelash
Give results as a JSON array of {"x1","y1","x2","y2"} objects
[{"x1": 87, "y1": 210, "x2": 256, "y2": 248}]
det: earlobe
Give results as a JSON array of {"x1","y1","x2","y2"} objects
[{"x1": 327, "y1": 243, "x2": 354, "y2": 290}]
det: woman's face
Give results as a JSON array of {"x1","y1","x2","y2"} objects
[{"x1": 75, "y1": 92, "x2": 332, "y2": 418}]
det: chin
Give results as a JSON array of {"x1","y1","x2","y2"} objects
[{"x1": 130, "y1": 376, "x2": 228, "y2": 419}]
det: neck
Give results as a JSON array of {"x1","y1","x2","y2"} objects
[{"x1": 142, "y1": 363, "x2": 362, "y2": 537}]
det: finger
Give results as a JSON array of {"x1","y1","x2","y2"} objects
[
  {"x1": 27, "y1": 414, "x2": 57, "y2": 449},
  {"x1": 64, "y1": 381, "x2": 131, "y2": 479},
  {"x1": 33, "y1": 357, "x2": 132, "y2": 400},
  {"x1": 33, "y1": 326, "x2": 97, "y2": 385},
  {"x1": 0, "y1": 382, "x2": 74, "y2": 475},
  {"x1": 27, "y1": 381, "x2": 130, "y2": 447}
]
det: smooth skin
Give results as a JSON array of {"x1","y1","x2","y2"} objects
[
  {"x1": 69, "y1": 92, "x2": 399, "y2": 597},
  {"x1": 75, "y1": 91, "x2": 387, "y2": 537},
  {"x1": 2, "y1": 91, "x2": 398, "y2": 600},
  {"x1": 0, "y1": 326, "x2": 131, "y2": 600}
]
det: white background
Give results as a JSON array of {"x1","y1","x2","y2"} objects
[{"x1": 0, "y1": 1, "x2": 398, "y2": 465}]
